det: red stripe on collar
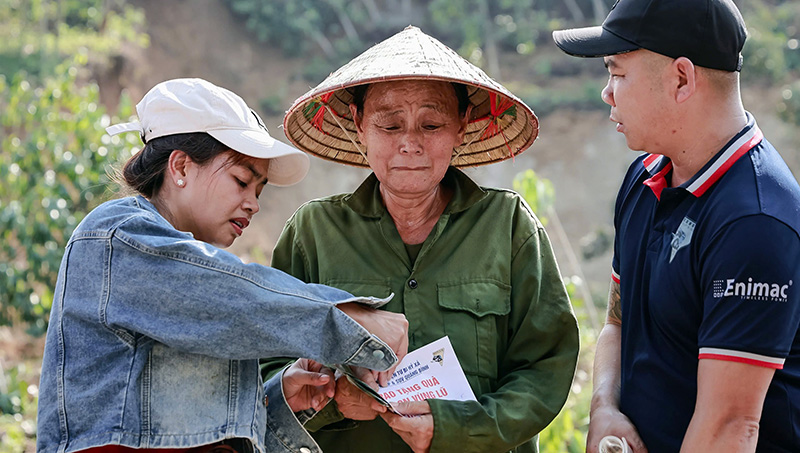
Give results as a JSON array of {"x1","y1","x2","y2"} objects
[
  {"x1": 643, "y1": 154, "x2": 663, "y2": 173},
  {"x1": 687, "y1": 126, "x2": 763, "y2": 197},
  {"x1": 640, "y1": 123, "x2": 763, "y2": 199}
]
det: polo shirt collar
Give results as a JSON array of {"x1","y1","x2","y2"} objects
[
  {"x1": 345, "y1": 167, "x2": 488, "y2": 218},
  {"x1": 642, "y1": 112, "x2": 763, "y2": 200}
]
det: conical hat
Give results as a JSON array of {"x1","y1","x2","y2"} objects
[{"x1": 283, "y1": 26, "x2": 538, "y2": 168}]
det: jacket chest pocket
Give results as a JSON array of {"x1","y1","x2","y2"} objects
[{"x1": 437, "y1": 281, "x2": 511, "y2": 379}]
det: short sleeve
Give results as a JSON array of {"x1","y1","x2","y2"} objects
[{"x1": 698, "y1": 215, "x2": 800, "y2": 368}]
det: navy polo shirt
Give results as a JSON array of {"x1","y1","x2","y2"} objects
[{"x1": 611, "y1": 114, "x2": 800, "y2": 452}]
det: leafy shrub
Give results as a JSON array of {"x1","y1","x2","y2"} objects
[
  {"x1": 513, "y1": 169, "x2": 555, "y2": 225},
  {"x1": 0, "y1": 360, "x2": 38, "y2": 451},
  {"x1": 225, "y1": 0, "x2": 378, "y2": 77},
  {"x1": 778, "y1": 81, "x2": 800, "y2": 126},
  {"x1": 741, "y1": 0, "x2": 800, "y2": 83},
  {"x1": 0, "y1": 0, "x2": 148, "y2": 80},
  {"x1": 0, "y1": 55, "x2": 136, "y2": 335}
]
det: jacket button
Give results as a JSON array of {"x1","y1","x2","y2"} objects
[
  {"x1": 407, "y1": 279, "x2": 418, "y2": 289},
  {"x1": 300, "y1": 448, "x2": 312, "y2": 453},
  {"x1": 373, "y1": 350, "x2": 385, "y2": 360},
  {"x1": 264, "y1": 395, "x2": 269, "y2": 407}
]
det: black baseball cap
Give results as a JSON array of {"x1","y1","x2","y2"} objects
[{"x1": 552, "y1": 0, "x2": 747, "y2": 72}]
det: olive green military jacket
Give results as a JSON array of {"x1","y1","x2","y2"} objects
[{"x1": 263, "y1": 168, "x2": 579, "y2": 453}]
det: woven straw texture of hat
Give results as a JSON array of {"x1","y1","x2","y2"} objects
[{"x1": 283, "y1": 26, "x2": 538, "y2": 168}]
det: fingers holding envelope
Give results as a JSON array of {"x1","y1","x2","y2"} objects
[{"x1": 380, "y1": 400, "x2": 434, "y2": 453}]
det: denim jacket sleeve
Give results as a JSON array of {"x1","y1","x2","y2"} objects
[
  {"x1": 97, "y1": 198, "x2": 396, "y2": 369},
  {"x1": 262, "y1": 368, "x2": 323, "y2": 452}
]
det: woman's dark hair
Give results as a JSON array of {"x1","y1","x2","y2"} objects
[
  {"x1": 121, "y1": 133, "x2": 231, "y2": 198},
  {"x1": 350, "y1": 82, "x2": 471, "y2": 118}
]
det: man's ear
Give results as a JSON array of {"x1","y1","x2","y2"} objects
[{"x1": 673, "y1": 57, "x2": 697, "y2": 104}]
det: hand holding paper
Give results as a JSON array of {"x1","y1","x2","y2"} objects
[
  {"x1": 282, "y1": 359, "x2": 335, "y2": 412},
  {"x1": 376, "y1": 336, "x2": 476, "y2": 411},
  {"x1": 335, "y1": 336, "x2": 475, "y2": 416},
  {"x1": 334, "y1": 367, "x2": 387, "y2": 420},
  {"x1": 380, "y1": 401, "x2": 434, "y2": 453},
  {"x1": 333, "y1": 337, "x2": 474, "y2": 452},
  {"x1": 337, "y1": 301, "x2": 409, "y2": 381}
]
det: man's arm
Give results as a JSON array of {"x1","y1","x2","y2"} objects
[
  {"x1": 680, "y1": 359, "x2": 775, "y2": 452},
  {"x1": 586, "y1": 280, "x2": 648, "y2": 453},
  {"x1": 684, "y1": 215, "x2": 800, "y2": 452}
]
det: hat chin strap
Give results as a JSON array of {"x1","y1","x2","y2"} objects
[
  {"x1": 451, "y1": 119, "x2": 492, "y2": 164},
  {"x1": 325, "y1": 105, "x2": 369, "y2": 165}
]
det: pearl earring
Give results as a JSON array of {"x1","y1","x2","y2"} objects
[{"x1": 177, "y1": 179, "x2": 185, "y2": 187}]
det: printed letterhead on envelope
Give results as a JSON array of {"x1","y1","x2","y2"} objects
[{"x1": 377, "y1": 335, "x2": 476, "y2": 409}]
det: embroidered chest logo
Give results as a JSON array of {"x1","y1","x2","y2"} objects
[{"x1": 670, "y1": 216, "x2": 696, "y2": 263}]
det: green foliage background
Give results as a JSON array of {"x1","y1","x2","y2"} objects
[
  {"x1": 0, "y1": 60, "x2": 135, "y2": 337},
  {"x1": 0, "y1": 1, "x2": 145, "y2": 448},
  {"x1": 1, "y1": 0, "x2": 799, "y2": 451},
  {"x1": 0, "y1": 0, "x2": 145, "y2": 337}
]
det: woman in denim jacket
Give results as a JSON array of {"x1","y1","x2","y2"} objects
[{"x1": 36, "y1": 78, "x2": 409, "y2": 453}]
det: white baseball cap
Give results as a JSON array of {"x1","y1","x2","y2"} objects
[{"x1": 107, "y1": 78, "x2": 310, "y2": 186}]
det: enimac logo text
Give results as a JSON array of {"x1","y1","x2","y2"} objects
[{"x1": 713, "y1": 278, "x2": 793, "y2": 302}]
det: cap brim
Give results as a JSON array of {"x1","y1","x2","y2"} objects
[
  {"x1": 552, "y1": 25, "x2": 640, "y2": 58},
  {"x1": 209, "y1": 129, "x2": 310, "y2": 187}
]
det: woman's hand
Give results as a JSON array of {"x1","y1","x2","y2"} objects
[
  {"x1": 282, "y1": 359, "x2": 335, "y2": 412},
  {"x1": 380, "y1": 401, "x2": 434, "y2": 453},
  {"x1": 334, "y1": 369, "x2": 387, "y2": 420},
  {"x1": 337, "y1": 302, "x2": 409, "y2": 385}
]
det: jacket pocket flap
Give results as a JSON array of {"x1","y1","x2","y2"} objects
[{"x1": 437, "y1": 281, "x2": 511, "y2": 317}]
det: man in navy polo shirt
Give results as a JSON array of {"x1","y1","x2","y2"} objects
[{"x1": 553, "y1": 0, "x2": 800, "y2": 452}]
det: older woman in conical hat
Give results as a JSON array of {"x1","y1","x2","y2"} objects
[{"x1": 263, "y1": 26, "x2": 579, "y2": 453}]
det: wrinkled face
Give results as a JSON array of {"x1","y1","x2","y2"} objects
[
  {"x1": 351, "y1": 80, "x2": 468, "y2": 198},
  {"x1": 177, "y1": 152, "x2": 269, "y2": 248},
  {"x1": 602, "y1": 50, "x2": 671, "y2": 153}
]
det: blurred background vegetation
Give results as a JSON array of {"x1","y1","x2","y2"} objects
[{"x1": 1, "y1": 0, "x2": 798, "y2": 451}]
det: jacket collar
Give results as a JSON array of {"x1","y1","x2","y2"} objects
[
  {"x1": 345, "y1": 167, "x2": 489, "y2": 218},
  {"x1": 642, "y1": 112, "x2": 763, "y2": 200}
]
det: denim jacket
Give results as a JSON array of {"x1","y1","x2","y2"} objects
[{"x1": 37, "y1": 196, "x2": 397, "y2": 453}]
